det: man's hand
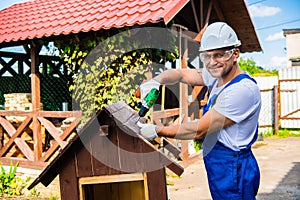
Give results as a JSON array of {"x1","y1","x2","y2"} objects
[
  {"x1": 137, "y1": 122, "x2": 158, "y2": 141},
  {"x1": 139, "y1": 79, "x2": 160, "y2": 99}
]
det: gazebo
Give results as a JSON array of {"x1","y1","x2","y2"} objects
[{"x1": 0, "y1": 0, "x2": 261, "y2": 169}]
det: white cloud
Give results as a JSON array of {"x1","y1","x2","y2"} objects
[
  {"x1": 268, "y1": 56, "x2": 287, "y2": 69},
  {"x1": 249, "y1": 4, "x2": 281, "y2": 17},
  {"x1": 254, "y1": 56, "x2": 287, "y2": 70},
  {"x1": 265, "y1": 31, "x2": 284, "y2": 41}
]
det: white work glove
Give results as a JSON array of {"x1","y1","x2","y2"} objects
[
  {"x1": 137, "y1": 122, "x2": 158, "y2": 141},
  {"x1": 139, "y1": 79, "x2": 161, "y2": 99}
]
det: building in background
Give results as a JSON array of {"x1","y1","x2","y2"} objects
[{"x1": 283, "y1": 28, "x2": 300, "y2": 67}]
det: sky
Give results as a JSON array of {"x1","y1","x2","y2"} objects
[
  {"x1": 243, "y1": 0, "x2": 300, "y2": 70},
  {"x1": 0, "y1": 0, "x2": 300, "y2": 70}
]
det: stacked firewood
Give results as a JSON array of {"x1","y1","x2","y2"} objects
[{"x1": 4, "y1": 93, "x2": 32, "y2": 111}]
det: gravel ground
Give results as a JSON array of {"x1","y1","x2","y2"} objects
[{"x1": 167, "y1": 137, "x2": 300, "y2": 200}]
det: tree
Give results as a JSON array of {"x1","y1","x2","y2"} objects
[{"x1": 238, "y1": 57, "x2": 278, "y2": 76}]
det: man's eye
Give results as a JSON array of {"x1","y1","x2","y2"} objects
[
  {"x1": 204, "y1": 55, "x2": 211, "y2": 59},
  {"x1": 214, "y1": 53, "x2": 224, "y2": 58}
]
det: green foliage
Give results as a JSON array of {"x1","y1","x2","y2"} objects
[
  {"x1": 29, "y1": 187, "x2": 40, "y2": 197},
  {"x1": 0, "y1": 161, "x2": 29, "y2": 197},
  {"x1": 54, "y1": 26, "x2": 178, "y2": 125},
  {"x1": 238, "y1": 57, "x2": 278, "y2": 76},
  {"x1": 194, "y1": 140, "x2": 202, "y2": 152}
]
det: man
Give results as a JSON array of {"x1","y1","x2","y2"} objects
[{"x1": 139, "y1": 22, "x2": 261, "y2": 200}]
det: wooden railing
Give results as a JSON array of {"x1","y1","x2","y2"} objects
[{"x1": 0, "y1": 110, "x2": 81, "y2": 169}]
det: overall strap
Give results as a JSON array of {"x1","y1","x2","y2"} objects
[{"x1": 203, "y1": 73, "x2": 256, "y2": 115}]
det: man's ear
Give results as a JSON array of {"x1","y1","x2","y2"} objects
[{"x1": 233, "y1": 48, "x2": 240, "y2": 61}]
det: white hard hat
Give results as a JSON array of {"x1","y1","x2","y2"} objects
[{"x1": 200, "y1": 22, "x2": 241, "y2": 51}]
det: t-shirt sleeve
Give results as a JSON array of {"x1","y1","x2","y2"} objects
[{"x1": 213, "y1": 80, "x2": 261, "y2": 123}]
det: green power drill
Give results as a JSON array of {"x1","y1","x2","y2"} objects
[{"x1": 137, "y1": 88, "x2": 160, "y2": 122}]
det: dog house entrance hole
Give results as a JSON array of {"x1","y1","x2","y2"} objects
[{"x1": 79, "y1": 173, "x2": 149, "y2": 200}]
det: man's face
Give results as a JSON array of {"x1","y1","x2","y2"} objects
[{"x1": 200, "y1": 48, "x2": 239, "y2": 78}]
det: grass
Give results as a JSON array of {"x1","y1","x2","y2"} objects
[{"x1": 261, "y1": 128, "x2": 300, "y2": 138}]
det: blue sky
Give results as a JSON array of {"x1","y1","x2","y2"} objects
[
  {"x1": 243, "y1": 0, "x2": 300, "y2": 69},
  {"x1": 1, "y1": 0, "x2": 300, "y2": 70}
]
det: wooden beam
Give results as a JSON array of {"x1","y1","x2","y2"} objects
[
  {"x1": 0, "y1": 111, "x2": 32, "y2": 116},
  {"x1": 30, "y1": 42, "x2": 43, "y2": 161},
  {"x1": 41, "y1": 116, "x2": 81, "y2": 162},
  {"x1": 37, "y1": 111, "x2": 82, "y2": 118},
  {"x1": 33, "y1": 116, "x2": 42, "y2": 161},
  {"x1": 38, "y1": 117, "x2": 67, "y2": 148},
  {"x1": 200, "y1": 0, "x2": 204, "y2": 28},
  {"x1": 161, "y1": 137, "x2": 181, "y2": 159},
  {"x1": 193, "y1": 0, "x2": 213, "y2": 43},
  {"x1": 273, "y1": 85, "x2": 279, "y2": 134},
  {"x1": 212, "y1": 0, "x2": 226, "y2": 21},
  {"x1": 23, "y1": 44, "x2": 30, "y2": 54},
  {"x1": 0, "y1": 115, "x2": 32, "y2": 157},
  {"x1": 152, "y1": 108, "x2": 180, "y2": 119},
  {"x1": 191, "y1": 0, "x2": 200, "y2": 32},
  {"x1": 30, "y1": 42, "x2": 41, "y2": 111},
  {"x1": 179, "y1": 35, "x2": 189, "y2": 160},
  {"x1": 79, "y1": 173, "x2": 145, "y2": 185},
  {"x1": 0, "y1": 116, "x2": 34, "y2": 160}
]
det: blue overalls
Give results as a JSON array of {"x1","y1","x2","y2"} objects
[{"x1": 202, "y1": 74, "x2": 260, "y2": 200}]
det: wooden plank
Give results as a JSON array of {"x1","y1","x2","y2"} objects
[
  {"x1": 90, "y1": 128, "x2": 111, "y2": 176},
  {"x1": 38, "y1": 117, "x2": 67, "y2": 147},
  {"x1": 0, "y1": 57, "x2": 18, "y2": 76},
  {"x1": 0, "y1": 115, "x2": 32, "y2": 157},
  {"x1": 152, "y1": 108, "x2": 180, "y2": 119},
  {"x1": 0, "y1": 157, "x2": 46, "y2": 170},
  {"x1": 140, "y1": 134, "x2": 184, "y2": 177},
  {"x1": 180, "y1": 40, "x2": 189, "y2": 161},
  {"x1": 30, "y1": 43, "x2": 41, "y2": 111},
  {"x1": 117, "y1": 126, "x2": 143, "y2": 173},
  {"x1": 59, "y1": 151, "x2": 79, "y2": 200},
  {"x1": 32, "y1": 116, "x2": 42, "y2": 161},
  {"x1": 75, "y1": 133, "x2": 93, "y2": 178},
  {"x1": 143, "y1": 173, "x2": 149, "y2": 200},
  {"x1": 146, "y1": 169, "x2": 168, "y2": 200},
  {"x1": 212, "y1": 0, "x2": 226, "y2": 21},
  {"x1": 273, "y1": 85, "x2": 279, "y2": 134},
  {"x1": 0, "y1": 111, "x2": 32, "y2": 116},
  {"x1": 0, "y1": 116, "x2": 16, "y2": 134},
  {"x1": 191, "y1": 0, "x2": 200, "y2": 32},
  {"x1": 161, "y1": 137, "x2": 181, "y2": 159},
  {"x1": 79, "y1": 173, "x2": 144, "y2": 185},
  {"x1": 0, "y1": 116, "x2": 34, "y2": 160},
  {"x1": 37, "y1": 111, "x2": 82, "y2": 118}
]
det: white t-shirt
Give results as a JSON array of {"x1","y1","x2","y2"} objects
[{"x1": 202, "y1": 68, "x2": 261, "y2": 151}]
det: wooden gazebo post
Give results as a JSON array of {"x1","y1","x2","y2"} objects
[{"x1": 30, "y1": 41, "x2": 43, "y2": 161}]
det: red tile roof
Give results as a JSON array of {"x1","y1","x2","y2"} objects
[{"x1": 0, "y1": 0, "x2": 190, "y2": 44}]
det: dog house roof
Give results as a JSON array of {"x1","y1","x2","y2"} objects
[{"x1": 28, "y1": 101, "x2": 184, "y2": 189}]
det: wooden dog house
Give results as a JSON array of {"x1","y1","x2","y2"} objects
[{"x1": 28, "y1": 101, "x2": 184, "y2": 200}]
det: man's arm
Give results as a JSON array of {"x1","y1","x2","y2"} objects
[
  {"x1": 155, "y1": 108, "x2": 235, "y2": 140},
  {"x1": 154, "y1": 68, "x2": 205, "y2": 86}
]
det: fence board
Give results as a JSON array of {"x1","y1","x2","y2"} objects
[{"x1": 279, "y1": 67, "x2": 300, "y2": 128}]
